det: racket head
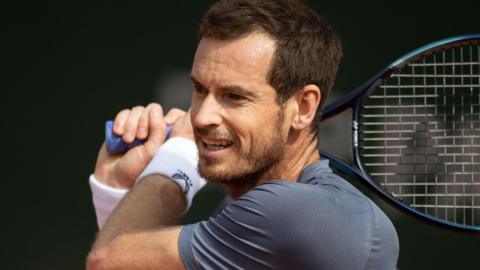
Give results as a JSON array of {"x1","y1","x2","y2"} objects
[{"x1": 326, "y1": 34, "x2": 480, "y2": 231}]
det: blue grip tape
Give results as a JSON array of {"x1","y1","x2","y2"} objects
[{"x1": 105, "y1": 121, "x2": 173, "y2": 154}]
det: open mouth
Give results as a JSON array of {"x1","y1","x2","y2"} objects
[{"x1": 201, "y1": 137, "x2": 234, "y2": 151}]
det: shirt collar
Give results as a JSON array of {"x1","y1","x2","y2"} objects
[{"x1": 298, "y1": 159, "x2": 332, "y2": 184}]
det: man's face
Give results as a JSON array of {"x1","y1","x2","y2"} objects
[{"x1": 190, "y1": 33, "x2": 290, "y2": 185}]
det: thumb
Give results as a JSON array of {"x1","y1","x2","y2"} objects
[{"x1": 164, "y1": 108, "x2": 187, "y2": 125}]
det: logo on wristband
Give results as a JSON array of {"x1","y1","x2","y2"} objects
[{"x1": 172, "y1": 170, "x2": 193, "y2": 194}]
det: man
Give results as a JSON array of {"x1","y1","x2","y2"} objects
[{"x1": 87, "y1": 0, "x2": 399, "y2": 269}]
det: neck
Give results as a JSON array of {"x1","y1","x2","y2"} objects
[
  {"x1": 225, "y1": 129, "x2": 319, "y2": 199},
  {"x1": 273, "y1": 129, "x2": 320, "y2": 181}
]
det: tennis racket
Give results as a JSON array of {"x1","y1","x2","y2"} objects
[{"x1": 320, "y1": 34, "x2": 480, "y2": 231}]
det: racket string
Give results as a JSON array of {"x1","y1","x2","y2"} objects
[{"x1": 358, "y1": 42, "x2": 480, "y2": 226}]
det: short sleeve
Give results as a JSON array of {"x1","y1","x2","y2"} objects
[{"x1": 178, "y1": 179, "x2": 399, "y2": 270}]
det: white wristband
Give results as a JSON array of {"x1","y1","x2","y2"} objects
[
  {"x1": 89, "y1": 175, "x2": 129, "y2": 229},
  {"x1": 137, "y1": 137, "x2": 206, "y2": 210}
]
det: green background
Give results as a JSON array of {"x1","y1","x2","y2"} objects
[{"x1": 3, "y1": 0, "x2": 479, "y2": 269}]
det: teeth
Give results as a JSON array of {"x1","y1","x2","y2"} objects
[
  {"x1": 202, "y1": 138, "x2": 233, "y2": 146},
  {"x1": 202, "y1": 138, "x2": 233, "y2": 151},
  {"x1": 205, "y1": 144, "x2": 228, "y2": 151}
]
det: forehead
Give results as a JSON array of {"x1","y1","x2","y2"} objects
[{"x1": 191, "y1": 33, "x2": 276, "y2": 87}]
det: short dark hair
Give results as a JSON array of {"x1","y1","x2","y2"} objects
[{"x1": 198, "y1": 0, "x2": 343, "y2": 130}]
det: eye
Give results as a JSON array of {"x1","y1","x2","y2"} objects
[
  {"x1": 226, "y1": 93, "x2": 246, "y2": 101},
  {"x1": 192, "y1": 83, "x2": 208, "y2": 95}
]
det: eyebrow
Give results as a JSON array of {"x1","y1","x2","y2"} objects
[
  {"x1": 189, "y1": 74, "x2": 257, "y2": 98},
  {"x1": 189, "y1": 75, "x2": 207, "y2": 90}
]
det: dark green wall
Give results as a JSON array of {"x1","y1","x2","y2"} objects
[{"x1": 3, "y1": 0, "x2": 479, "y2": 269}]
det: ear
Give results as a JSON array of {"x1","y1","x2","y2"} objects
[{"x1": 290, "y1": 84, "x2": 321, "y2": 131}]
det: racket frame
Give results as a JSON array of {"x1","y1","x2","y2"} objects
[{"x1": 320, "y1": 34, "x2": 480, "y2": 232}]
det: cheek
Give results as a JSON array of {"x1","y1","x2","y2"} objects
[
  {"x1": 228, "y1": 109, "x2": 276, "y2": 152},
  {"x1": 223, "y1": 110, "x2": 252, "y2": 149}
]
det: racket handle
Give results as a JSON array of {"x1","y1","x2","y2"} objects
[{"x1": 105, "y1": 121, "x2": 173, "y2": 154}]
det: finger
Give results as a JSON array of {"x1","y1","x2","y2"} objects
[
  {"x1": 136, "y1": 109, "x2": 150, "y2": 140},
  {"x1": 113, "y1": 109, "x2": 130, "y2": 135},
  {"x1": 166, "y1": 109, "x2": 194, "y2": 140},
  {"x1": 137, "y1": 103, "x2": 162, "y2": 140},
  {"x1": 164, "y1": 108, "x2": 187, "y2": 125},
  {"x1": 144, "y1": 106, "x2": 167, "y2": 155},
  {"x1": 123, "y1": 106, "x2": 145, "y2": 143}
]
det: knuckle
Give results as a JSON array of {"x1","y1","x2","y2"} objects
[
  {"x1": 138, "y1": 116, "x2": 148, "y2": 127},
  {"x1": 147, "y1": 103, "x2": 163, "y2": 116},
  {"x1": 168, "y1": 108, "x2": 179, "y2": 115},
  {"x1": 174, "y1": 108, "x2": 186, "y2": 115},
  {"x1": 147, "y1": 102, "x2": 161, "y2": 109},
  {"x1": 117, "y1": 109, "x2": 130, "y2": 118},
  {"x1": 131, "y1": 105, "x2": 144, "y2": 112}
]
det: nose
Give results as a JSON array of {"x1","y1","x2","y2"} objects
[{"x1": 191, "y1": 94, "x2": 223, "y2": 129}]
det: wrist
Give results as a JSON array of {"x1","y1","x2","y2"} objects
[
  {"x1": 94, "y1": 166, "x2": 132, "y2": 189},
  {"x1": 89, "y1": 175, "x2": 129, "y2": 228},
  {"x1": 137, "y1": 137, "x2": 206, "y2": 211}
]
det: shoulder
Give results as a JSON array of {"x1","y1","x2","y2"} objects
[
  {"x1": 215, "y1": 179, "x2": 376, "y2": 268},
  {"x1": 231, "y1": 176, "x2": 398, "y2": 269},
  {"x1": 238, "y1": 174, "x2": 373, "y2": 224}
]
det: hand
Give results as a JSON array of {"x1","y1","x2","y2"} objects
[
  {"x1": 94, "y1": 103, "x2": 192, "y2": 189},
  {"x1": 167, "y1": 108, "x2": 194, "y2": 141}
]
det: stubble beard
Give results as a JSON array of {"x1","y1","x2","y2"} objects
[{"x1": 197, "y1": 110, "x2": 287, "y2": 187}]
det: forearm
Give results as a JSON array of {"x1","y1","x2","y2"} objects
[
  {"x1": 92, "y1": 175, "x2": 186, "y2": 250},
  {"x1": 87, "y1": 107, "x2": 197, "y2": 270}
]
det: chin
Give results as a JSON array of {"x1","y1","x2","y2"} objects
[
  {"x1": 198, "y1": 151, "x2": 240, "y2": 180},
  {"x1": 198, "y1": 158, "x2": 269, "y2": 191},
  {"x1": 198, "y1": 160, "x2": 232, "y2": 184}
]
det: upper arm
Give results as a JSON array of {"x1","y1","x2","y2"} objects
[{"x1": 87, "y1": 226, "x2": 185, "y2": 270}]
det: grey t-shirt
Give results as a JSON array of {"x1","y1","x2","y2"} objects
[{"x1": 179, "y1": 159, "x2": 399, "y2": 269}]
